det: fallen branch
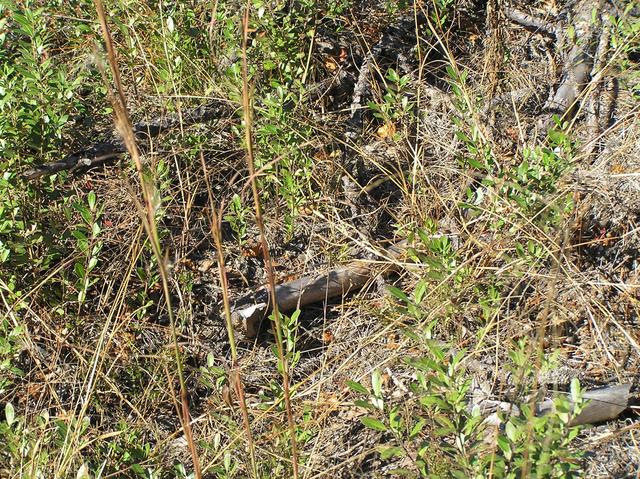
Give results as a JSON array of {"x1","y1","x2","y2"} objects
[
  {"x1": 504, "y1": 6, "x2": 556, "y2": 37},
  {"x1": 539, "y1": 383, "x2": 632, "y2": 426},
  {"x1": 480, "y1": 383, "x2": 632, "y2": 427},
  {"x1": 22, "y1": 100, "x2": 233, "y2": 180},
  {"x1": 543, "y1": 0, "x2": 603, "y2": 123},
  {"x1": 231, "y1": 241, "x2": 407, "y2": 337}
]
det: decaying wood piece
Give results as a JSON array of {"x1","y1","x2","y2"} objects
[
  {"x1": 22, "y1": 100, "x2": 233, "y2": 180},
  {"x1": 466, "y1": 350, "x2": 632, "y2": 428},
  {"x1": 537, "y1": 383, "x2": 632, "y2": 426},
  {"x1": 231, "y1": 241, "x2": 406, "y2": 337},
  {"x1": 543, "y1": 0, "x2": 604, "y2": 123},
  {"x1": 479, "y1": 384, "x2": 632, "y2": 427}
]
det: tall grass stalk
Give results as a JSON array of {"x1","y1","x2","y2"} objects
[
  {"x1": 93, "y1": 1, "x2": 202, "y2": 477},
  {"x1": 200, "y1": 151, "x2": 258, "y2": 478},
  {"x1": 241, "y1": 3, "x2": 300, "y2": 477}
]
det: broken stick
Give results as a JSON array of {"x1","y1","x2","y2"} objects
[{"x1": 231, "y1": 241, "x2": 407, "y2": 337}]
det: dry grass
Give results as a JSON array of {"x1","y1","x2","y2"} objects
[{"x1": 2, "y1": 0, "x2": 640, "y2": 478}]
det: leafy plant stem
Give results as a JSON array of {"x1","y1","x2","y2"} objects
[
  {"x1": 93, "y1": 1, "x2": 202, "y2": 478},
  {"x1": 200, "y1": 151, "x2": 258, "y2": 478},
  {"x1": 241, "y1": 4, "x2": 300, "y2": 477}
]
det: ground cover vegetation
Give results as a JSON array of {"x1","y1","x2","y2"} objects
[{"x1": 1, "y1": 0, "x2": 640, "y2": 477}]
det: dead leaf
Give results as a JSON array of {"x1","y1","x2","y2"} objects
[
  {"x1": 242, "y1": 242, "x2": 263, "y2": 258},
  {"x1": 610, "y1": 163, "x2": 626, "y2": 174},
  {"x1": 198, "y1": 258, "x2": 215, "y2": 273},
  {"x1": 325, "y1": 57, "x2": 338, "y2": 71},
  {"x1": 338, "y1": 48, "x2": 347, "y2": 63},
  {"x1": 377, "y1": 121, "x2": 396, "y2": 139}
]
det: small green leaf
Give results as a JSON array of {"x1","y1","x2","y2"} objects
[
  {"x1": 413, "y1": 279, "x2": 427, "y2": 304},
  {"x1": 130, "y1": 463, "x2": 145, "y2": 477},
  {"x1": 409, "y1": 418, "x2": 426, "y2": 439},
  {"x1": 388, "y1": 468, "x2": 413, "y2": 477},
  {"x1": 570, "y1": 377, "x2": 581, "y2": 404},
  {"x1": 387, "y1": 285, "x2": 409, "y2": 303},
  {"x1": 87, "y1": 257, "x2": 98, "y2": 271},
  {"x1": 505, "y1": 421, "x2": 518, "y2": 442},
  {"x1": 354, "y1": 399, "x2": 375, "y2": 410},
  {"x1": 372, "y1": 369, "x2": 383, "y2": 397},
  {"x1": 361, "y1": 416, "x2": 387, "y2": 431},
  {"x1": 5, "y1": 402, "x2": 15, "y2": 426},
  {"x1": 346, "y1": 380, "x2": 368, "y2": 395},
  {"x1": 74, "y1": 262, "x2": 85, "y2": 279},
  {"x1": 379, "y1": 445, "x2": 405, "y2": 460},
  {"x1": 87, "y1": 191, "x2": 96, "y2": 212}
]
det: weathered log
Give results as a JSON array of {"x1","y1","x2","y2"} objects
[
  {"x1": 479, "y1": 384, "x2": 632, "y2": 428},
  {"x1": 231, "y1": 241, "x2": 407, "y2": 337},
  {"x1": 537, "y1": 383, "x2": 632, "y2": 427},
  {"x1": 22, "y1": 100, "x2": 233, "y2": 180}
]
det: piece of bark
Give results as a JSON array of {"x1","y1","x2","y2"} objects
[
  {"x1": 22, "y1": 100, "x2": 233, "y2": 180},
  {"x1": 231, "y1": 241, "x2": 407, "y2": 337}
]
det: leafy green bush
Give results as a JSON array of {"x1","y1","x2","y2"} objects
[{"x1": 351, "y1": 335, "x2": 585, "y2": 478}]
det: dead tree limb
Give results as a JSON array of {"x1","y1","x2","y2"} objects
[
  {"x1": 504, "y1": 6, "x2": 557, "y2": 37},
  {"x1": 537, "y1": 383, "x2": 632, "y2": 426},
  {"x1": 231, "y1": 241, "x2": 407, "y2": 337},
  {"x1": 480, "y1": 383, "x2": 632, "y2": 427},
  {"x1": 22, "y1": 100, "x2": 234, "y2": 180},
  {"x1": 543, "y1": 0, "x2": 604, "y2": 123}
]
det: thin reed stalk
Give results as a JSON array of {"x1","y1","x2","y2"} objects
[
  {"x1": 94, "y1": 1, "x2": 202, "y2": 477},
  {"x1": 241, "y1": 3, "x2": 300, "y2": 476},
  {"x1": 200, "y1": 151, "x2": 258, "y2": 478}
]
